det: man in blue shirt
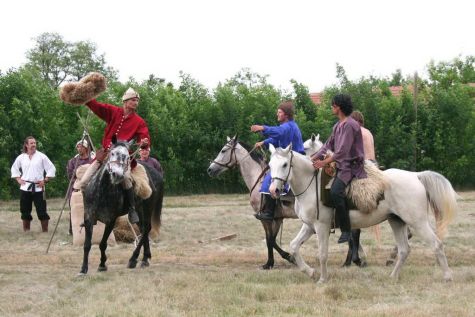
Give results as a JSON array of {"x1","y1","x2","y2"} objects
[{"x1": 251, "y1": 101, "x2": 305, "y2": 221}]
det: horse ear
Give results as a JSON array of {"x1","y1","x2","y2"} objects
[
  {"x1": 311, "y1": 133, "x2": 316, "y2": 142},
  {"x1": 283, "y1": 144, "x2": 292, "y2": 154},
  {"x1": 232, "y1": 134, "x2": 238, "y2": 142},
  {"x1": 226, "y1": 136, "x2": 231, "y2": 142},
  {"x1": 269, "y1": 143, "x2": 276, "y2": 154},
  {"x1": 127, "y1": 139, "x2": 134, "y2": 148},
  {"x1": 316, "y1": 133, "x2": 320, "y2": 142},
  {"x1": 112, "y1": 135, "x2": 117, "y2": 145}
]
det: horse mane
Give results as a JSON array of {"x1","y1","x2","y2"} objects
[{"x1": 238, "y1": 140, "x2": 266, "y2": 165}]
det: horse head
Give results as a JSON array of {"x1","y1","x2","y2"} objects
[
  {"x1": 268, "y1": 144, "x2": 293, "y2": 198},
  {"x1": 303, "y1": 133, "x2": 322, "y2": 156},
  {"x1": 107, "y1": 136, "x2": 133, "y2": 185},
  {"x1": 207, "y1": 135, "x2": 239, "y2": 177}
]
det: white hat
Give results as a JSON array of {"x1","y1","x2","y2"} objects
[
  {"x1": 122, "y1": 87, "x2": 140, "y2": 102},
  {"x1": 76, "y1": 139, "x2": 88, "y2": 148}
]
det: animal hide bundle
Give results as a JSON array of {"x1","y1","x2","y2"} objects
[
  {"x1": 347, "y1": 162, "x2": 390, "y2": 213},
  {"x1": 60, "y1": 72, "x2": 107, "y2": 105},
  {"x1": 131, "y1": 164, "x2": 152, "y2": 199}
]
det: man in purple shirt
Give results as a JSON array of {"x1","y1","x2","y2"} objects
[
  {"x1": 311, "y1": 94, "x2": 367, "y2": 243},
  {"x1": 137, "y1": 147, "x2": 163, "y2": 177}
]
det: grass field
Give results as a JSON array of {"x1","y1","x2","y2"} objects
[{"x1": 0, "y1": 192, "x2": 474, "y2": 316}]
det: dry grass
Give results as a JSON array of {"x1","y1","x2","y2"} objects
[{"x1": 0, "y1": 192, "x2": 474, "y2": 317}]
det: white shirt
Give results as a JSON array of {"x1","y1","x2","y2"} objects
[{"x1": 11, "y1": 150, "x2": 56, "y2": 192}]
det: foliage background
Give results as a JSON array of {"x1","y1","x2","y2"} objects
[{"x1": 1, "y1": 33, "x2": 474, "y2": 199}]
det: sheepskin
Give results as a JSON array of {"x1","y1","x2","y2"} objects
[
  {"x1": 131, "y1": 163, "x2": 152, "y2": 199},
  {"x1": 347, "y1": 162, "x2": 390, "y2": 213},
  {"x1": 60, "y1": 72, "x2": 107, "y2": 105}
]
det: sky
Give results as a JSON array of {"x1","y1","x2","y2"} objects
[{"x1": 1, "y1": 0, "x2": 474, "y2": 93}]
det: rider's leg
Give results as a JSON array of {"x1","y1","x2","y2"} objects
[
  {"x1": 255, "y1": 194, "x2": 276, "y2": 221},
  {"x1": 122, "y1": 170, "x2": 139, "y2": 224},
  {"x1": 330, "y1": 176, "x2": 351, "y2": 243},
  {"x1": 74, "y1": 160, "x2": 101, "y2": 190}
]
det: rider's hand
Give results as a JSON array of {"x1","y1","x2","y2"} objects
[
  {"x1": 251, "y1": 125, "x2": 264, "y2": 133},
  {"x1": 313, "y1": 159, "x2": 325, "y2": 170},
  {"x1": 255, "y1": 141, "x2": 264, "y2": 148}
]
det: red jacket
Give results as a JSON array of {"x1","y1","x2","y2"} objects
[{"x1": 86, "y1": 99, "x2": 150, "y2": 149}]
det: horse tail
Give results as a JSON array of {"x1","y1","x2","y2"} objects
[
  {"x1": 150, "y1": 175, "x2": 164, "y2": 238},
  {"x1": 417, "y1": 171, "x2": 459, "y2": 239}
]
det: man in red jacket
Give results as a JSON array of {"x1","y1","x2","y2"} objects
[{"x1": 74, "y1": 88, "x2": 150, "y2": 224}]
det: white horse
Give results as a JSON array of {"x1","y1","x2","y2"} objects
[
  {"x1": 268, "y1": 144, "x2": 458, "y2": 283},
  {"x1": 207, "y1": 135, "x2": 367, "y2": 269}
]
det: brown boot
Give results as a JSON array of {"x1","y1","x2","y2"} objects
[
  {"x1": 22, "y1": 219, "x2": 31, "y2": 232},
  {"x1": 40, "y1": 220, "x2": 49, "y2": 232}
]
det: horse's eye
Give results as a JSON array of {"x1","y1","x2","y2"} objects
[
  {"x1": 221, "y1": 149, "x2": 227, "y2": 153},
  {"x1": 283, "y1": 163, "x2": 288, "y2": 168}
]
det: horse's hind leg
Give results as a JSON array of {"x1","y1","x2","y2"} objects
[
  {"x1": 79, "y1": 220, "x2": 93, "y2": 275},
  {"x1": 412, "y1": 222, "x2": 452, "y2": 281},
  {"x1": 140, "y1": 218, "x2": 152, "y2": 268},
  {"x1": 98, "y1": 222, "x2": 115, "y2": 272},
  {"x1": 388, "y1": 216, "x2": 410, "y2": 280}
]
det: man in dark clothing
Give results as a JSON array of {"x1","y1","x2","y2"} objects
[
  {"x1": 137, "y1": 147, "x2": 163, "y2": 177},
  {"x1": 311, "y1": 94, "x2": 367, "y2": 243}
]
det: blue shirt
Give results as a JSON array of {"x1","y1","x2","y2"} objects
[{"x1": 262, "y1": 120, "x2": 305, "y2": 154}]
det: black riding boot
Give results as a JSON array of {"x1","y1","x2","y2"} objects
[
  {"x1": 255, "y1": 194, "x2": 276, "y2": 221},
  {"x1": 125, "y1": 188, "x2": 139, "y2": 224},
  {"x1": 330, "y1": 177, "x2": 352, "y2": 244}
]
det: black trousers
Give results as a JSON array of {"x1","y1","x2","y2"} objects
[
  {"x1": 20, "y1": 190, "x2": 49, "y2": 221},
  {"x1": 330, "y1": 176, "x2": 351, "y2": 232}
]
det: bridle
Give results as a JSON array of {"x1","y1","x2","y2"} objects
[{"x1": 211, "y1": 140, "x2": 259, "y2": 169}]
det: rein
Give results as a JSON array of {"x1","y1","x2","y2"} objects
[{"x1": 211, "y1": 140, "x2": 259, "y2": 169}]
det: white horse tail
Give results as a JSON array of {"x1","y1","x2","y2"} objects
[{"x1": 417, "y1": 171, "x2": 459, "y2": 239}]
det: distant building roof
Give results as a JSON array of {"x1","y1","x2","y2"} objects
[{"x1": 309, "y1": 92, "x2": 323, "y2": 105}]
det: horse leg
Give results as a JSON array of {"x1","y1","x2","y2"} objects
[
  {"x1": 412, "y1": 223, "x2": 452, "y2": 281},
  {"x1": 98, "y1": 222, "x2": 115, "y2": 272},
  {"x1": 127, "y1": 235, "x2": 144, "y2": 269},
  {"x1": 271, "y1": 219, "x2": 294, "y2": 264},
  {"x1": 315, "y1": 222, "x2": 331, "y2": 283},
  {"x1": 261, "y1": 221, "x2": 275, "y2": 269},
  {"x1": 386, "y1": 228, "x2": 412, "y2": 266},
  {"x1": 388, "y1": 216, "x2": 410, "y2": 280},
  {"x1": 79, "y1": 219, "x2": 93, "y2": 275},
  {"x1": 140, "y1": 217, "x2": 152, "y2": 268},
  {"x1": 289, "y1": 223, "x2": 315, "y2": 278}
]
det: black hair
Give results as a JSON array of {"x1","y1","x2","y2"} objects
[{"x1": 332, "y1": 94, "x2": 353, "y2": 116}]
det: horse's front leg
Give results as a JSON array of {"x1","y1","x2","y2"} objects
[
  {"x1": 261, "y1": 220, "x2": 275, "y2": 269},
  {"x1": 79, "y1": 219, "x2": 93, "y2": 275},
  {"x1": 289, "y1": 223, "x2": 315, "y2": 278},
  {"x1": 98, "y1": 221, "x2": 116, "y2": 272},
  {"x1": 315, "y1": 222, "x2": 331, "y2": 283},
  {"x1": 271, "y1": 219, "x2": 294, "y2": 264}
]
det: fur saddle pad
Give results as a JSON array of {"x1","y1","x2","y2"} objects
[
  {"x1": 131, "y1": 164, "x2": 152, "y2": 199},
  {"x1": 347, "y1": 162, "x2": 389, "y2": 213},
  {"x1": 320, "y1": 162, "x2": 389, "y2": 212}
]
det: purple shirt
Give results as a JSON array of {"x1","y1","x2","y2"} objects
[
  {"x1": 315, "y1": 116, "x2": 367, "y2": 184},
  {"x1": 66, "y1": 155, "x2": 93, "y2": 200},
  {"x1": 138, "y1": 157, "x2": 163, "y2": 177}
]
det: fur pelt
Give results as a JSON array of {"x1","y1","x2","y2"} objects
[
  {"x1": 131, "y1": 163, "x2": 152, "y2": 199},
  {"x1": 347, "y1": 162, "x2": 390, "y2": 213},
  {"x1": 60, "y1": 72, "x2": 107, "y2": 105}
]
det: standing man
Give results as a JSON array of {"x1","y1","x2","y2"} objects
[
  {"x1": 250, "y1": 101, "x2": 305, "y2": 221},
  {"x1": 137, "y1": 147, "x2": 163, "y2": 177},
  {"x1": 11, "y1": 136, "x2": 56, "y2": 232},
  {"x1": 311, "y1": 94, "x2": 367, "y2": 243},
  {"x1": 73, "y1": 88, "x2": 150, "y2": 224}
]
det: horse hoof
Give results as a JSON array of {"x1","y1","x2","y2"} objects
[
  {"x1": 98, "y1": 265, "x2": 108, "y2": 272},
  {"x1": 357, "y1": 260, "x2": 367, "y2": 268},
  {"x1": 342, "y1": 261, "x2": 352, "y2": 267},
  {"x1": 140, "y1": 261, "x2": 150, "y2": 268},
  {"x1": 386, "y1": 259, "x2": 395, "y2": 266},
  {"x1": 77, "y1": 272, "x2": 87, "y2": 277},
  {"x1": 288, "y1": 255, "x2": 296, "y2": 265},
  {"x1": 127, "y1": 260, "x2": 137, "y2": 269},
  {"x1": 261, "y1": 264, "x2": 273, "y2": 270}
]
